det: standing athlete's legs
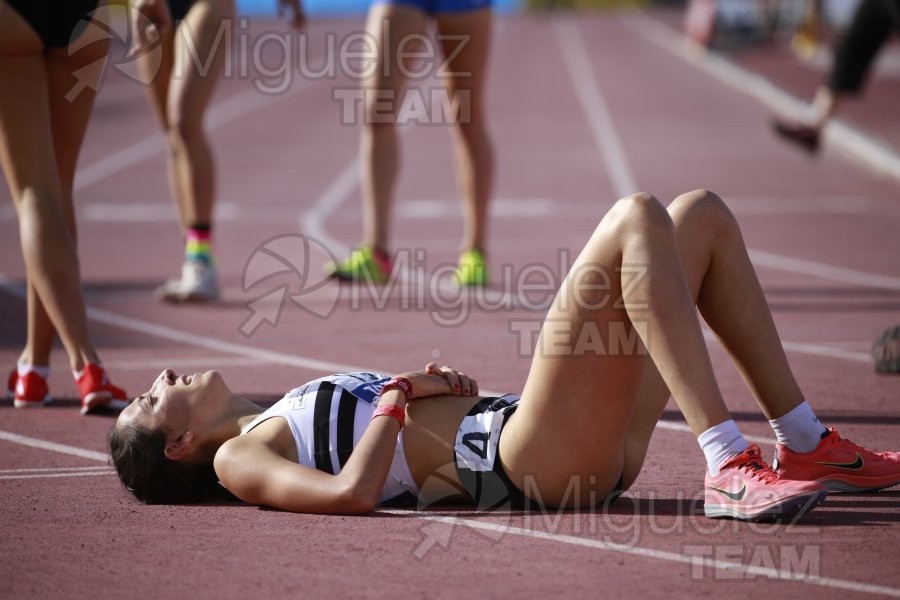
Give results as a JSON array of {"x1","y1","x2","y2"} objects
[
  {"x1": 0, "y1": 3, "x2": 61, "y2": 384},
  {"x1": 327, "y1": 3, "x2": 427, "y2": 282},
  {"x1": 166, "y1": 0, "x2": 231, "y2": 230},
  {"x1": 361, "y1": 3, "x2": 426, "y2": 252},
  {"x1": 145, "y1": 0, "x2": 233, "y2": 302},
  {"x1": 435, "y1": 8, "x2": 493, "y2": 285},
  {"x1": 0, "y1": 1, "x2": 125, "y2": 410}
]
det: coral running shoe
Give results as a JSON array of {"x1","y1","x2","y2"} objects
[
  {"x1": 12, "y1": 370, "x2": 52, "y2": 408},
  {"x1": 325, "y1": 246, "x2": 393, "y2": 283},
  {"x1": 454, "y1": 248, "x2": 489, "y2": 287},
  {"x1": 704, "y1": 445, "x2": 826, "y2": 521},
  {"x1": 775, "y1": 428, "x2": 900, "y2": 493},
  {"x1": 75, "y1": 363, "x2": 128, "y2": 415}
]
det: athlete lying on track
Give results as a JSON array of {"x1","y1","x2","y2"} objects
[{"x1": 109, "y1": 190, "x2": 900, "y2": 521}]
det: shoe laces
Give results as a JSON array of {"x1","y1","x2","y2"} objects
[{"x1": 730, "y1": 447, "x2": 780, "y2": 484}]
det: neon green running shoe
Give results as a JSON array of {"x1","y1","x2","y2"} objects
[
  {"x1": 454, "y1": 248, "x2": 489, "y2": 287},
  {"x1": 325, "y1": 246, "x2": 393, "y2": 283}
]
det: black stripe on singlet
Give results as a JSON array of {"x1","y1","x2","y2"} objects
[
  {"x1": 336, "y1": 388, "x2": 358, "y2": 469},
  {"x1": 313, "y1": 381, "x2": 336, "y2": 474}
]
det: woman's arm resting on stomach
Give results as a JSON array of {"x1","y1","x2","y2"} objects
[
  {"x1": 214, "y1": 388, "x2": 408, "y2": 515},
  {"x1": 213, "y1": 365, "x2": 476, "y2": 514}
]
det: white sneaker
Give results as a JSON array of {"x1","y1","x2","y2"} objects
[{"x1": 156, "y1": 260, "x2": 220, "y2": 303}]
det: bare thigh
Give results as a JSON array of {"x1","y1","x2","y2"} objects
[
  {"x1": 46, "y1": 12, "x2": 110, "y2": 206},
  {"x1": 362, "y1": 3, "x2": 428, "y2": 122},
  {"x1": 499, "y1": 203, "x2": 650, "y2": 508},
  {"x1": 434, "y1": 8, "x2": 491, "y2": 125},
  {"x1": 0, "y1": 15, "x2": 58, "y2": 204},
  {"x1": 0, "y1": 0, "x2": 43, "y2": 55},
  {"x1": 167, "y1": 0, "x2": 233, "y2": 126}
]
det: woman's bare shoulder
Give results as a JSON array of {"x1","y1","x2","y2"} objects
[{"x1": 217, "y1": 416, "x2": 297, "y2": 467}]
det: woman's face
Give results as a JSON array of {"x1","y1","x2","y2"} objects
[{"x1": 116, "y1": 369, "x2": 226, "y2": 437}]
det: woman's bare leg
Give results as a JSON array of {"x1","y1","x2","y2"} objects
[
  {"x1": 137, "y1": 15, "x2": 177, "y2": 221},
  {"x1": 0, "y1": 5, "x2": 106, "y2": 372},
  {"x1": 140, "y1": 0, "x2": 230, "y2": 301},
  {"x1": 359, "y1": 3, "x2": 427, "y2": 252},
  {"x1": 500, "y1": 192, "x2": 732, "y2": 507},
  {"x1": 16, "y1": 27, "x2": 113, "y2": 370},
  {"x1": 435, "y1": 9, "x2": 493, "y2": 254},
  {"x1": 165, "y1": 0, "x2": 232, "y2": 230},
  {"x1": 622, "y1": 189, "x2": 807, "y2": 484}
]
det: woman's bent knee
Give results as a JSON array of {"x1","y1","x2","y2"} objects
[
  {"x1": 670, "y1": 188, "x2": 738, "y2": 235},
  {"x1": 606, "y1": 192, "x2": 673, "y2": 235}
]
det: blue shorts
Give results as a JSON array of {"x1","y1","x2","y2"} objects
[{"x1": 374, "y1": 0, "x2": 490, "y2": 15}]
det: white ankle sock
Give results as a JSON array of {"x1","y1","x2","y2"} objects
[
  {"x1": 17, "y1": 363, "x2": 50, "y2": 380},
  {"x1": 769, "y1": 400, "x2": 827, "y2": 454},
  {"x1": 698, "y1": 420, "x2": 749, "y2": 476}
]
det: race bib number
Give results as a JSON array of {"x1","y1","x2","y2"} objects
[{"x1": 454, "y1": 410, "x2": 506, "y2": 472}]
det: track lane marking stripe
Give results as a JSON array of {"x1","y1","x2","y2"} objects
[{"x1": 381, "y1": 510, "x2": 900, "y2": 598}]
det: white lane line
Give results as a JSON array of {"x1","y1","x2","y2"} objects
[
  {"x1": 656, "y1": 420, "x2": 772, "y2": 446},
  {"x1": 701, "y1": 328, "x2": 869, "y2": 364},
  {"x1": 0, "y1": 465, "x2": 114, "y2": 480},
  {"x1": 749, "y1": 249, "x2": 900, "y2": 292},
  {"x1": 82, "y1": 202, "x2": 177, "y2": 222},
  {"x1": 724, "y1": 196, "x2": 882, "y2": 215},
  {"x1": 300, "y1": 159, "x2": 359, "y2": 257},
  {"x1": 0, "y1": 273, "x2": 373, "y2": 375},
  {"x1": 85, "y1": 304, "x2": 373, "y2": 375},
  {"x1": 0, "y1": 471, "x2": 114, "y2": 480},
  {"x1": 401, "y1": 198, "x2": 555, "y2": 219},
  {"x1": 553, "y1": 18, "x2": 638, "y2": 198},
  {"x1": 74, "y1": 79, "x2": 321, "y2": 192},
  {"x1": 621, "y1": 11, "x2": 900, "y2": 186},
  {"x1": 0, "y1": 430, "x2": 108, "y2": 462},
  {"x1": 382, "y1": 510, "x2": 900, "y2": 598},
  {"x1": 103, "y1": 356, "x2": 270, "y2": 370},
  {"x1": 0, "y1": 466, "x2": 111, "y2": 473},
  {"x1": 75, "y1": 134, "x2": 166, "y2": 193},
  {"x1": 781, "y1": 341, "x2": 869, "y2": 363}
]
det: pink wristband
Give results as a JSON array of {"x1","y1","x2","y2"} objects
[
  {"x1": 381, "y1": 377, "x2": 412, "y2": 399},
  {"x1": 371, "y1": 404, "x2": 405, "y2": 428}
]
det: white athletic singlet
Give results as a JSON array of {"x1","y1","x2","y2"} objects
[{"x1": 240, "y1": 372, "x2": 419, "y2": 505}]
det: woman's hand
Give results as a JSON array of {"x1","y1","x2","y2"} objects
[
  {"x1": 278, "y1": 0, "x2": 306, "y2": 30},
  {"x1": 399, "y1": 363, "x2": 479, "y2": 399},
  {"x1": 130, "y1": 0, "x2": 172, "y2": 55}
]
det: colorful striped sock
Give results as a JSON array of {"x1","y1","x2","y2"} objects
[{"x1": 185, "y1": 225, "x2": 213, "y2": 265}]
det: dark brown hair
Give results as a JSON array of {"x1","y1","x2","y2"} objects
[{"x1": 108, "y1": 424, "x2": 234, "y2": 504}]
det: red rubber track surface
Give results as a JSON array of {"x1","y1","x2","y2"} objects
[{"x1": 1, "y1": 9, "x2": 898, "y2": 600}]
